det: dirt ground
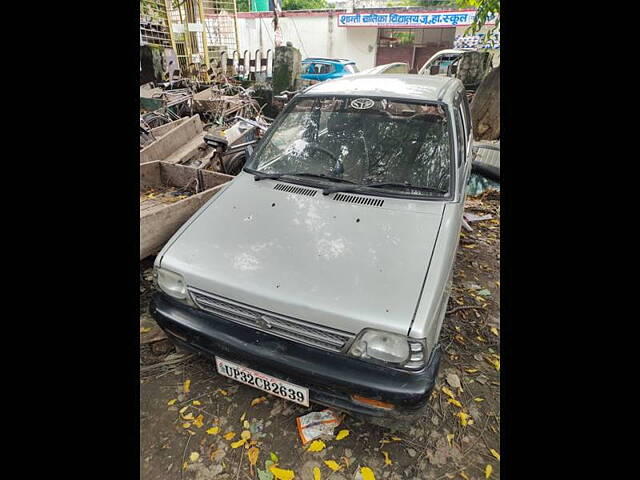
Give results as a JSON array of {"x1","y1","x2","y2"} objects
[{"x1": 140, "y1": 191, "x2": 500, "y2": 480}]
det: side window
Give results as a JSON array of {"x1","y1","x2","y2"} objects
[{"x1": 453, "y1": 105, "x2": 466, "y2": 167}]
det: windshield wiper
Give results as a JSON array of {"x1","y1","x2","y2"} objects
[
  {"x1": 322, "y1": 182, "x2": 447, "y2": 196},
  {"x1": 253, "y1": 171, "x2": 357, "y2": 185}
]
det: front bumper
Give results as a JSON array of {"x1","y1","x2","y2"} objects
[{"x1": 150, "y1": 292, "x2": 441, "y2": 419}]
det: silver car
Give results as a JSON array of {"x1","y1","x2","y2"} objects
[{"x1": 151, "y1": 74, "x2": 474, "y2": 423}]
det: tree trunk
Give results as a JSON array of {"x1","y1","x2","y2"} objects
[{"x1": 471, "y1": 65, "x2": 500, "y2": 141}]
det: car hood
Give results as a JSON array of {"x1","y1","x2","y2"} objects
[{"x1": 160, "y1": 173, "x2": 445, "y2": 337}]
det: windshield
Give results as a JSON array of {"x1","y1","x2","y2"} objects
[{"x1": 247, "y1": 96, "x2": 452, "y2": 197}]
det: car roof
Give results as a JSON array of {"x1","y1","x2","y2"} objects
[
  {"x1": 300, "y1": 74, "x2": 463, "y2": 104},
  {"x1": 302, "y1": 57, "x2": 356, "y2": 65}
]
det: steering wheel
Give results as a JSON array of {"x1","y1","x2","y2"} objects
[{"x1": 302, "y1": 142, "x2": 337, "y2": 161}]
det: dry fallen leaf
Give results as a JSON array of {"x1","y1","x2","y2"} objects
[
  {"x1": 183, "y1": 379, "x2": 191, "y2": 393},
  {"x1": 484, "y1": 356, "x2": 500, "y2": 371},
  {"x1": 336, "y1": 429, "x2": 350, "y2": 440},
  {"x1": 243, "y1": 420, "x2": 251, "y2": 429},
  {"x1": 217, "y1": 389, "x2": 228, "y2": 396},
  {"x1": 313, "y1": 466, "x2": 321, "y2": 480},
  {"x1": 223, "y1": 432, "x2": 236, "y2": 440},
  {"x1": 240, "y1": 412, "x2": 246, "y2": 422},
  {"x1": 231, "y1": 438, "x2": 247, "y2": 449},
  {"x1": 485, "y1": 464, "x2": 493, "y2": 479},
  {"x1": 269, "y1": 466, "x2": 295, "y2": 480},
  {"x1": 167, "y1": 399, "x2": 177, "y2": 406},
  {"x1": 307, "y1": 440, "x2": 326, "y2": 452},
  {"x1": 474, "y1": 397, "x2": 485, "y2": 402},
  {"x1": 448, "y1": 398, "x2": 463, "y2": 408},
  {"x1": 324, "y1": 460, "x2": 342, "y2": 472},
  {"x1": 456, "y1": 411, "x2": 471, "y2": 427},
  {"x1": 192, "y1": 400, "x2": 201, "y2": 406},
  {"x1": 360, "y1": 466, "x2": 376, "y2": 480},
  {"x1": 140, "y1": 327, "x2": 151, "y2": 333},
  {"x1": 490, "y1": 327, "x2": 499, "y2": 336},
  {"x1": 446, "y1": 433, "x2": 454, "y2": 446},
  {"x1": 489, "y1": 448, "x2": 500, "y2": 461},
  {"x1": 193, "y1": 414, "x2": 204, "y2": 428},
  {"x1": 189, "y1": 451, "x2": 199, "y2": 462},
  {"x1": 183, "y1": 413, "x2": 194, "y2": 421},
  {"x1": 247, "y1": 447, "x2": 259, "y2": 474},
  {"x1": 182, "y1": 422, "x2": 191, "y2": 429},
  {"x1": 179, "y1": 406, "x2": 188, "y2": 414},
  {"x1": 460, "y1": 472, "x2": 470, "y2": 480},
  {"x1": 465, "y1": 369, "x2": 478, "y2": 373},
  {"x1": 206, "y1": 426, "x2": 220, "y2": 435},
  {"x1": 251, "y1": 396, "x2": 267, "y2": 407},
  {"x1": 441, "y1": 386, "x2": 456, "y2": 399},
  {"x1": 241, "y1": 430, "x2": 252, "y2": 441},
  {"x1": 382, "y1": 451, "x2": 392, "y2": 466}
]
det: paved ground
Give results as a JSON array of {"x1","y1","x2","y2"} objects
[{"x1": 140, "y1": 191, "x2": 500, "y2": 480}]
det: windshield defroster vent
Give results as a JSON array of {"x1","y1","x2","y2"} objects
[
  {"x1": 273, "y1": 183, "x2": 318, "y2": 196},
  {"x1": 333, "y1": 193, "x2": 384, "y2": 207}
]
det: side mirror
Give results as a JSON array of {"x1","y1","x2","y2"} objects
[{"x1": 429, "y1": 65, "x2": 439, "y2": 75}]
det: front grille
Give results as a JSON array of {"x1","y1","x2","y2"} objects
[{"x1": 189, "y1": 288, "x2": 355, "y2": 353}]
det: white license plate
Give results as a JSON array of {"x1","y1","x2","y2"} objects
[{"x1": 215, "y1": 356, "x2": 309, "y2": 407}]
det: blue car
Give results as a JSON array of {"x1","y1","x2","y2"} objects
[{"x1": 300, "y1": 58, "x2": 359, "y2": 84}]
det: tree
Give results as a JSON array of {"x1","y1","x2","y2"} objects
[
  {"x1": 456, "y1": 0, "x2": 500, "y2": 140},
  {"x1": 281, "y1": 0, "x2": 331, "y2": 10}
]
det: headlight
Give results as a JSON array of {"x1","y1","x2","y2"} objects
[
  {"x1": 348, "y1": 329, "x2": 427, "y2": 370},
  {"x1": 155, "y1": 267, "x2": 188, "y2": 300}
]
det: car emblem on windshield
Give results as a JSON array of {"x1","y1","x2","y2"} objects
[
  {"x1": 256, "y1": 315, "x2": 273, "y2": 329},
  {"x1": 350, "y1": 98, "x2": 375, "y2": 110}
]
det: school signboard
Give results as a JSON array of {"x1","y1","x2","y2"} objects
[{"x1": 337, "y1": 10, "x2": 497, "y2": 28}]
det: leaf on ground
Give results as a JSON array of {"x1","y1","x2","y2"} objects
[
  {"x1": 248, "y1": 447, "x2": 260, "y2": 472},
  {"x1": 456, "y1": 411, "x2": 471, "y2": 427},
  {"x1": 460, "y1": 472, "x2": 470, "y2": 480},
  {"x1": 390, "y1": 437, "x2": 402, "y2": 441},
  {"x1": 240, "y1": 412, "x2": 246, "y2": 422},
  {"x1": 257, "y1": 468, "x2": 274, "y2": 480},
  {"x1": 477, "y1": 289, "x2": 491, "y2": 296},
  {"x1": 140, "y1": 327, "x2": 152, "y2": 333},
  {"x1": 490, "y1": 327, "x2": 499, "y2": 336},
  {"x1": 446, "y1": 373, "x2": 462, "y2": 389},
  {"x1": 189, "y1": 451, "x2": 200, "y2": 462},
  {"x1": 217, "y1": 389, "x2": 228, "y2": 396},
  {"x1": 485, "y1": 464, "x2": 493, "y2": 479},
  {"x1": 360, "y1": 467, "x2": 376, "y2": 480},
  {"x1": 179, "y1": 406, "x2": 189, "y2": 414},
  {"x1": 241, "y1": 430, "x2": 252, "y2": 440},
  {"x1": 441, "y1": 386, "x2": 456, "y2": 399},
  {"x1": 192, "y1": 400, "x2": 201, "y2": 406},
  {"x1": 167, "y1": 399, "x2": 177, "y2": 406},
  {"x1": 336, "y1": 429, "x2": 350, "y2": 440},
  {"x1": 324, "y1": 460, "x2": 342, "y2": 472},
  {"x1": 206, "y1": 426, "x2": 220, "y2": 435},
  {"x1": 270, "y1": 452, "x2": 279, "y2": 463},
  {"x1": 465, "y1": 369, "x2": 478, "y2": 373},
  {"x1": 448, "y1": 398, "x2": 463, "y2": 408},
  {"x1": 474, "y1": 397, "x2": 485, "y2": 402},
  {"x1": 251, "y1": 396, "x2": 267, "y2": 406},
  {"x1": 446, "y1": 433, "x2": 454, "y2": 446},
  {"x1": 484, "y1": 356, "x2": 500, "y2": 371},
  {"x1": 489, "y1": 448, "x2": 500, "y2": 460},
  {"x1": 243, "y1": 420, "x2": 251, "y2": 429},
  {"x1": 182, "y1": 422, "x2": 191, "y2": 428},
  {"x1": 183, "y1": 379, "x2": 191, "y2": 393},
  {"x1": 223, "y1": 432, "x2": 236, "y2": 440},
  {"x1": 231, "y1": 438, "x2": 247, "y2": 449},
  {"x1": 183, "y1": 413, "x2": 194, "y2": 421},
  {"x1": 382, "y1": 451, "x2": 393, "y2": 466},
  {"x1": 307, "y1": 440, "x2": 326, "y2": 452},
  {"x1": 269, "y1": 466, "x2": 295, "y2": 480},
  {"x1": 193, "y1": 414, "x2": 204, "y2": 428},
  {"x1": 313, "y1": 466, "x2": 321, "y2": 480}
]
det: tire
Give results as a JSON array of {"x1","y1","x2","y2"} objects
[{"x1": 223, "y1": 152, "x2": 247, "y2": 176}]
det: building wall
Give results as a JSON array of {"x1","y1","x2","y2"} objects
[{"x1": 237, "y1": 13, "x2": 378, "y2": 69}]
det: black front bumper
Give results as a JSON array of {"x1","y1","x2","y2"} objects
[{"x1": 150, "y1": 292, "x2": 441, "y2": 419}]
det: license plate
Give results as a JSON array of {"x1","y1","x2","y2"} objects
[{"x1": 215, "y1": 356, "x2": 309, "y2": 407}]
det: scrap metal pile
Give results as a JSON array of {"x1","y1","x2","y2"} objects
[{"x1": 140, "y1": 75, "x2": 273, "y2": 176}]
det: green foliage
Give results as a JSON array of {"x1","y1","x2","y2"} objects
[
  {"x1": 456, "y1": 0, "x2": 500, "y2": 37},
  {"x1": 237, "y1": 0, "x2": 250, "y2": 11},
  {"x1": 282, "y1": 0, "x2": 331, "y2": 10},
  {"x1": 394, "y1": 32, "x2": 414, "y2": 45}
]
